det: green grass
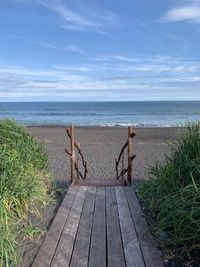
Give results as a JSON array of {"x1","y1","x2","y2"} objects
[
  {"x1": 139, "y1": 123, "x2": 200, "y2": 264},
  {"x1": 0, "y1": 120, "x2": 53, "y2": 266}
]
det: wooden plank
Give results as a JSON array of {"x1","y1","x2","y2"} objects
[
  {"x1": 89, "y1": 187, "x2": 106, "y2": 267},
  {"x1": 51, "y1": 186, "x2": 87, "y2": 267},
  {"x1": 115, "y1": 187, "x2": 145, "y2": 267},
  {"x1": 125, "y1": 188, "x2": 164, "y2": 267},
  {"x1": 77, "y1": 180, "x2": 125, "y2": 186},
  {"x1": 32, "y1": 186, "x2": 78, "y2": 267},
  {"x1": 70, "y1": 125, "x2": 76, "y2": 184},
  {"x1": 70, "y1": 186, "x2": 96, "y2": 267},
  {"x1": 106, "y1": 187, "x2": 126, "y2": 267},
  {"x1": 127, "y1": 126, "x2": 133, "y2": 185}
]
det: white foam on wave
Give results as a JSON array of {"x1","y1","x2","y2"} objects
[{"x1": 98, "y1": 122, "x2": 176, "y2": 127}]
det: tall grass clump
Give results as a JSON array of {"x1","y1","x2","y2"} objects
[
  {"x1": 0, "y1": 120, "x2": 52, "y2": 266},
  {"x1": 139, "y1": 123, "x2": 200, "y2": 263}
]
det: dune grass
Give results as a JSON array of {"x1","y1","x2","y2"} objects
[
  {"x1": 139, "y1": 123, "x2": 200, "y2": 264},
  {"x1": 0, "y1": 120, "x2": 53, "y2": 266}
]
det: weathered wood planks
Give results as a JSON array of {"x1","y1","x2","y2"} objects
[
  {"x1": 115, "y1": 187, "x2": 145, "y2": 267},
  {"x1": 125, "y1": 187, "x2": 164, "y2": 267},
  {"x1": 89, "y1": 186, "x2": 106, "y2": 267},
  {"x1": 51, "y1": 186, "x2": 87, "y2": 267},
  {"x1": 32, "y1": 185, "x2": 163, "y2": 267},
  {"x1": 70, "y1": 186, "x2": 96, "y2": 267},
  {"x1": 106, "y1": 187, "x2": 125, "y2": 267},
  {"x1": 32, "y1": 186, "x2": 78, "y2": 267}
]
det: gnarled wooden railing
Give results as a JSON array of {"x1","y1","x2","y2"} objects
[
  {"x1": 115, "y1": 126, "x2": 136, "y2": 186},
  {"x1": 65, "y1": 125, "x2": 88, "y2": 185}
]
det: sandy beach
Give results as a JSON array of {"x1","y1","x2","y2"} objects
[{"x1": 28, "y1": 126, "x2": 179, "y2": 186}]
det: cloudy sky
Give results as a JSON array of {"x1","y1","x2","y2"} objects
[{"x1": 0, "y1": 0, "x2": 200, "y2": 101}]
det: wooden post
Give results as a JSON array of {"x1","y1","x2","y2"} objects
[
  {"x1": 76, "y1": 143, "x2": 80, "y2": 180},
  {"x1": 122, "y1": 151, "x2": 124, "y2": 180},
  {"x1": 115, "y1": 158, "x2": 118, "y2": 179},
  {"x1": 70, "y1": 125, "x2": 76, "y2": 185},
  {"x1": 127, "y1": 126, "x2": 133, "y2": 186},
  {"x1": 84, "y1": 161, "x2": 87, "y2": 179}
]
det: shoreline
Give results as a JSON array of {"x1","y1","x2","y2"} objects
[
  {"x1": 27, "y1": 123, "x2": 180, "y2": 132},
  {"x1": 28, "y1": 125, "x2": 181, "y2": 142},
  {"x1": 28, "y1": 124, "x2": 180, "y2": 129},
  {"x1": 27, "y1": 124, "x2": 179, "y2": 129}
]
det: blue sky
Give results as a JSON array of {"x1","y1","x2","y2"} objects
[{"x1": 0, "y1": 0, "x2": 200, "y2": 101}]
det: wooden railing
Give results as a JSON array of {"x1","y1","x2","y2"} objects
[
  {"x1": 115, "y1": 126, "x2": 136, "y2": 186},
  {"x1": 65, "y1": 125, "x2": 88, "y2": 185}
]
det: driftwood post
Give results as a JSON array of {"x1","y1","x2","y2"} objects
[
  {"x1": 76, "y1": 143, "x2": 80, "y2": 180},
  {"x1": 65, "y1": 125, "x2": 88, "y2": 182},
  {"x1": 127, "y1": 126, "x2": 133, "y2": 185},
  {"x1": 70, "y1": 125, "x2": 76, "y2": 184},
  {"x1": 121, "y1": 152, "x2": 124, "y2": 180},
  {"x1": 115, "y1": 126, "x2": 136, "y2": 185}
]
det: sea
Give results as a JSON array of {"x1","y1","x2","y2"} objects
[{"x1": 0, "y1": 101, "x2": 200, "y2": 127}]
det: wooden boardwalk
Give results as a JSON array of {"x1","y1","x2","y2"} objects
[{"x1": 32, "y1": 185, "x2": 163, "y2": 267}]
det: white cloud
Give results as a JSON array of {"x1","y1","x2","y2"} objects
[
  {"x1": 17, "y1": 0, "x2": 119, "y2": 32},
  {"x1": 0, "y1": 49, "x2": 200, "y2": 103},
  {"x1": 9, "y1": 35, "x2": 85, "y2": 54},
  {"x1": 51, "y1": 4, "x2": 102, "y2": 30},
  {"x1": 51, "y1": 2, "x2": 118, "y2": 31},
  {"x1": 55, "y1": 65, "x2": 91, "y2": 72},
  {"x1": 89, "y1": 57, "x2": 106, "y2": 61},
  {"x1": 38, "y1": 42, "x2": 85, "y2": 54},
  {"x1": 113, "y1": 55, "x2": 139, "y2": 62},
  {"x1": 162, "y1": 4, "x2": 200, "y2": 23},
  {"x1": 1, "y1": 54, "x2": 200, "y2": 100}
]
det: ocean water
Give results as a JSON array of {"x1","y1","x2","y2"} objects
[{"x1": 0, "y1": 101, "x2": 200, "y2": 127}]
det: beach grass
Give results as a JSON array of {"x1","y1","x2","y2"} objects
[
  {"x1": 0, "y1": 120, "x2": 53, "y2": 266},
  {"x1": 139, "y1": 122, "x2": 200, "y2": 264}
]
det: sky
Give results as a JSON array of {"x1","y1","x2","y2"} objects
[{"x1": 0, "y1": 0, "x2": 200, "y2": 101}]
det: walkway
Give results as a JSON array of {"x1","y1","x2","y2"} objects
[{"x1": 32, "y1": 185, "x2": 163, "y2": 267}]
